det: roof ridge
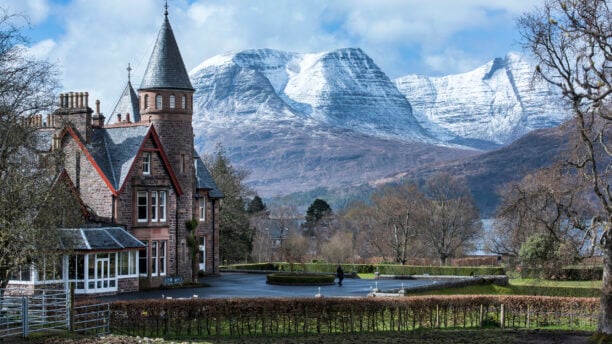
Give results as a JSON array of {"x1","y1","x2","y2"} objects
[{"x1": 101, "y1": 131, "x2": 118, "y2": 188}]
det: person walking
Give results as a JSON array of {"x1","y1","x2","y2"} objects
[{"x1": 336, "y1": 265, "x2": 344, "y2": 286}]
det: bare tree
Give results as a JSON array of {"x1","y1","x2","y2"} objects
[
  {"x1": 518, "y1": 0, "x2": 612, "y2": 334},
  {"x1": 491, "y1": 167, "x2": 594, "y2": 275},
  {"x1": 321, "y1": 231, "x2": 354, "y2": 264},
  {"x1": 280, "y1": 229, "x2": 309, "y2": 270},
  {"x1": 422, "y1": 173, "x2": 482, "y2": 265},
  {"x1": 0, "y1": 9, "x2": 62, "y2": 289}
]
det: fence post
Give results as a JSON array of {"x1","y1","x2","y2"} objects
[
  {"x1": 500, "y1": 304, "x2": 504, "y2": 329},
  {"x1": 569, "y1": 303, "x2": 573, "y2": 329},
  {"x1": 479, "y1": 304, "x2": 483, "y2": 327},
  {"x1": 69, "y1": 283, "x2": 75, "y2": 331},
  {"x1": 435, "y1": 304, "x2": 439, "y2": 328},
  {"x1": 527, "y1": 305, "x2": 530, "y2": 328},
  {"x1": 21, "y1": 297, "x2": 29, "y2": 338}
]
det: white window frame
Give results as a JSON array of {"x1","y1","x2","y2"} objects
[
  {"x1": 181, "y1": 95, "x2": 187, "y2": 109},
  {"x1": 137, "y1": 191, "x2": 148, "y2": 223},
  {"x1": 199, "y1": 198, "x2": 206, "y2": 221},
  {"x1": 159, "y1": 241, "x2": 166, "y2": 276},
  {"x1": 144, "y1": 94, "x2": 149, "y2": 109},
  {"x1": 169, "y1": 94, "x2": 176, "y2": 109},
  {"x1": 139, "y1": 241, "x2": 148, "y2": 276},
  {"x1": 155, "y1": 94, "x2": 162, "y2": 109},
  {"x1": 159, "y1": 191, "x2": 167, "y2": 222},
  {"x1": 151, "y1": 241, "x2": 158, "y2": 275},
  {"x1": 142, "y1": 152, "x2": 151, "y2": 175},
  {"x1": 151, "y1": 191, "x2": 158, "y2": 221}
]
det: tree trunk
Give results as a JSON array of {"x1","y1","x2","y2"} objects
[{"x1": 599, "y1": 234, "x2": 612, "y2": 334}]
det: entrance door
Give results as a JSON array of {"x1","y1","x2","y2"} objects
[{"x1": 96, "y1": 256, "x2": 109, "y2": 289}]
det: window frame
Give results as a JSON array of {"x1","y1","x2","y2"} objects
[
  {"x1": 181, "y1": 95, "x2": 187, "y2": 109},
  {"x1": 199, "y1": 198, "x2": 206, "y2": 221},
  {"x1": 144, "y1": 94, "x2": 149, "y2": 109},
  {"x1": 169, "y1": 94, "x2": 176, "y2": 109},
  {"x1": 155, "y1": 94, "x2": 162, "y2": 109},
  {"x1": 159, "y1": 191, "x2": 167, "y2": 222},
  {"x1": 137, "y1": 191, "x2": 148, "y2": 223},
  {"x1": 142, "y1": 152, "x2": 151, "y2": 175}
]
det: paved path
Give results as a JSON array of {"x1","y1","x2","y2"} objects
[{"x1": 101, "y1": 273, "x2": 438, "y2": 301}]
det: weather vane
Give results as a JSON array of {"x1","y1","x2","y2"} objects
[
  {"x1": 164, "y1": 0, "x2": 168, "y2": 17},
  {"x1": 127, "y1": 63, "x2": 132, "y2": 82}
]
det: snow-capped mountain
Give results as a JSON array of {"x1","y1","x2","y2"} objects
[
  {"x1": 191, "y1": 48, "x2": 431, "y2": 143},
  {"x1": 189, "y1": 48, "x2": 471, "y2": 196},
  {"x1": 394, "y1": 52, "x2": 568, "y2": 145}
]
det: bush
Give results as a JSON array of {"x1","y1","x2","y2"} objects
[
  {"x1": 266, "y1": 273, "x2": 335, "y2": 285},
  {"x1": 225, "y1": 263, "x2": 505, "y2": 276},
  {"x1": 520, "y1": 266, "x2": 603, "y2": 280}
]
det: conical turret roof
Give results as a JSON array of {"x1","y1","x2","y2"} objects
[{"x1": 139, "y1": 14, "x2": 194, "y2": 91}]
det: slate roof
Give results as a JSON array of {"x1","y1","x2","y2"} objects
[
  {"x1": 109, "y1": 81, "x2": 140, "y2": 123},
  {"x1": 87, "y1": 125, "x2": 149, "y2": 190},
  {"x1": 194, "y1": 154, "x2": 224, "y2": 198},
  {"x1": 60, "y1": 227, "x2": 145, "y2": 251},
  {"x1": 139, "y1": 15, "x2": 194, "y2": 91}
]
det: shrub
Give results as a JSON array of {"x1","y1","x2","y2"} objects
[
  {"x1": 225, "y1": 263, "x2": 505, "y2": 276},
  {"x1": 266, "y1": 273, "x2": 335, "y2": 285}
]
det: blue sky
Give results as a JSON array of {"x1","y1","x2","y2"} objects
[{"x1": 0, "y1": 0, "x2": 539, "y2": 113}]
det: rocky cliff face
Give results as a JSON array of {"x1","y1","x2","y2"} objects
[{"x1": 394, "y1": 52, "x2": 568, "y2": 145}]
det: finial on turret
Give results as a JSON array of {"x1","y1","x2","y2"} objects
[
  {"x1": 127, "y1": 63, "x2": 132, "y2": 82},
  {"x1": 164, "y1": 0, "x2": 168, "y2": 18}
]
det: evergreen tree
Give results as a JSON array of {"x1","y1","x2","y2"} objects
[
  {"x1": 305, "y1": 198, "x2": 332, "y2": 226},
  {"x1": 247, "y1": 195, "x2": 267, "y2": 214},
  {"x1": 205, "y1": 144, "x2": 254, "y2": 264}
]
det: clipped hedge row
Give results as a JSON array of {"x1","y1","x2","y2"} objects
[
  {"x1": 520, "y1": 267, "x2": 603, "y2": 280},
  {"x1": 224, "y1": 263, "x2": 505, "y2": 276},
  {"x1": 266, "y1": 273, "x2": 335, "y2": 285},
  {"x1": 109, "y1": 295, "x2": 599, "y2": 338}
]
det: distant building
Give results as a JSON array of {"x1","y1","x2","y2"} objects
[{"x1": 8, "y1": 7, "x2": 222, "y2": 295}]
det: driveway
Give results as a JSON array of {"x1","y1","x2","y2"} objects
[{"x1": 101, "y1": 273, "x2": 438, "y2": 301}]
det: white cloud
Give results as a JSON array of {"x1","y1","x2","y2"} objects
[
  {"x1": 0, "y1": 0, "x2": 50, "y2": 24},
  {"x1": 10, "y1": 0, "x2": 542, "y2": 112},
  {"x1": 424, "y1": 49, "x2": 482, "y2": 74}
]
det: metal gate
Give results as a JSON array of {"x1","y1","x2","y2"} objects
[{"x1": 0, "y1": 288, "x2": 109, "y2": 338}]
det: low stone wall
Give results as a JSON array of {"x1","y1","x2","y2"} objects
[{"x1": 370, "y1": 275, "x2": 508, "y2": 297}]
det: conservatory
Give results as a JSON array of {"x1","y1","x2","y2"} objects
[{"x1": 8, "y1": 227, "x2": 145, "y2": 295}]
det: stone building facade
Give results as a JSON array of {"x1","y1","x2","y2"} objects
[{"x1": 9, "y1": 8, "x2": 223, "y2": 294}]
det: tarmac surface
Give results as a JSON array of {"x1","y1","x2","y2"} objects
[{"x1": 100, "y1": 272, "x2": 440, "y2": 301}]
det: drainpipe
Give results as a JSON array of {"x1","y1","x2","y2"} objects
[
  {"x1": 176, "y1": 206, "x2": 180, "y2": 276},
  {"x1": 211, "y1": 199, "x2": 216, "y2": 273}
]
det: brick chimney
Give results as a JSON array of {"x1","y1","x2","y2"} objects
[
  {"x1": 92, "y1": 99, "x2": 106, "y2": 128},
  {"x1": 54, "y1": 92, "x2": 94, "y2": 143}
]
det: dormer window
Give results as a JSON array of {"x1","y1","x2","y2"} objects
[
  {"x1": 181, "y1": 95, "x2": 187, "y2": 109},
  {"x1": 142, "y1": 152, "x2": 151, "y2": 175},
  {"x1": 155, "y1": 94, "x2": 162, "y2": 109},
  {"x1": 169, "y1": 95, "x2": 176, "y2": 109}
]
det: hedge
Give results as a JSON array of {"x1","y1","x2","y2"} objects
[
  {"x1": 224, "y1": 263, "x2": 505, "y2": 276},
  {"x1": 109, "y1": 295, "x2": 599, "y2": 338},
  {"x1": 520, "y1": 267, "x2": 603, "y2": 280},
  {"x1": 266, "y1": 273, "x2": 335, "y2": 285}
]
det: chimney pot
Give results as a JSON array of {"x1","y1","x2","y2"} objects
[
  {"x1": 117, "y1": 114, "x2": 122, "y2": 122},
  {"x1": 126, "y1": 113, "x2": 130, "y2": 123},
  {"x1": 96, "y1": 100, "x2": 100, "y2": 114}
]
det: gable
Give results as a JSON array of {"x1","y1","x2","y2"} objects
[{"x1": 61, "y1": 124, "x2": 182, "y2": 196}]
